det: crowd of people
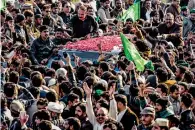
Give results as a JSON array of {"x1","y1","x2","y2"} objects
[{"x1": 1, "y1": 0, "x2": 195, "y2": 130}]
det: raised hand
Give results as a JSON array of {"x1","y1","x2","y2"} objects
[{"x1": 83, "y1": 82, "x2": 92, "y2": 98}]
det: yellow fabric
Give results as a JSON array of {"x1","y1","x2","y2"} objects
[{"x1": 162, "y1": 80, "x2": 176, "y2": 88}]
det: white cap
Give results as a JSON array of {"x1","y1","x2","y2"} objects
[
  {"x1": 56, "y1": 68, "x2": 67, "y2": 78},
  {"x1": 48, "y1": 78, "x2": 57, "y2": 87},
  {"x1": 47, "y1": 102, "x2": 64, "y2": 113},
  {"x1": 155, "y1": 118, "x2": 169, "y2": 127}
]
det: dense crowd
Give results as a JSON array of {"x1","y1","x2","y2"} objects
[{"x1": 1, "y1": 0, "x2": 195, "y2": 130}]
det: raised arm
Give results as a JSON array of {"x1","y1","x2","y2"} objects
[{"x1": 83, "y1": 82, "x2": 96, "y2": 125}]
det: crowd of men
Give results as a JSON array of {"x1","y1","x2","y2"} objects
[{"x1": 1, "y1": 0, "x2": 195, "y2": 130}]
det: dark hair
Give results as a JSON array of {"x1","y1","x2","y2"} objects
[
  {"x1": 3, "y1": 82, "x2": 18, "y2": 97},
  {"x1": 183, "y1": 71, "x2": 194, "y2": 83},
  {"x1": 181, "y1": 93, "x2": 193, "y2": 108},
  {"x1": 22, "y1": 67, "x2": 32, "y2": 79},
  {"x1": 38, "y1": 120, "x2": 52, "y2": 130},
  {"x1": 51, "y1": 61, "x2": 62, "y2": 70},
  {"x1": 129, "y1": 84, "x2": 139, "y2": 96},
  {"x1": 167, "y1": 116, "x2": 180, "y2": 127},
  {"x1": 24, "y1": 10, "x2": 34, "y2": 17},
  {"x1": 156, "y1": 97, "x2": 168, "y2": 109},
  {"x1": 188, "y1": 86, "x2": 195, "y2": 98},
  {"x1": 169, "y1": 84, "x2": 179, "y2": 93},
  {"x1": 97, "y1": 99, "x2": 109, "y2": 111},
  {"x1": 115, "y1": 94, "x2": 127, "y2": 106},
  {"x1": 99, "y1": 62, "x2": 109, "y2": 72},
  {"x1": 76, "y1": 66, "x2": 88, "y2": 81},
  {"x1": 45, "y1": 68, "x2": 56, "y2": 77},
  {"x1": 101, "y1": 71, "x2": 114, "y2": 82},
  {"x1": 148, "y1": 93, "x2": 160, "y2": 104},
  {"x1": 178, "y1": 82, "x2": 189, "y2": 91},
  {"x1": 83, "y1": 76, "x2": 96, "y2": 88},
  {"x1": 32, "y1": 74, "x2": 43, "y2": 87},
  {"x1": 67, "y1": 93, "x2": 79, "y2": 103},
  {"x1": 35, "y1": 110, "x2": 51, "y2": 121},
  {"x1": 177, "y1": 66, "x2": 187, "y2": 74},
  {"x1": 117, "y1": 61, "x2": 126, "y2": 71},
  {"x1": 9, "y1": 71, "x2": 19, "y2": 84},
  {"x1": 156, "y1": 68, "x2": 168, "y2": 82},
  {"x1": 46, "y1": 90, "x2": 58, "y2": 102},
  {"x1": 37, "y1": 98, "x2": 48, "y2": 106},
  {"x1": 38, "y1": 66, "x2": 47, "y2": 76},
  {"x1": 28, "y1": 87, "x2": 40, "y2": 99},
  {"x1": 76, "y1": 103, "x2": 86, "y2": 113},
  {"x1": 59, "y1": 81, "x2": 72, "y2": 95},
  {"x1": 94, "y1": 82, "x2": 108, "y2": 91},
  {"x1": 70, "y1": 87, "x2": 84, "y2": 100},
  {"x1": 156, "y1": 83, "x2": 168, "y2": 96},
  {"x1": 103, "y1": 123, "x2": 117, "y2": 130},
  {"x1": 66, "y1": 117, "x2": 81, "y2": 130}
]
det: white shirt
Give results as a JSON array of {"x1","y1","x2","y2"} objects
[{"x1": 117, "y1": 108, "x2": 127, "y2": 122}]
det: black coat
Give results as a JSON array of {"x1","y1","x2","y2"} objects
[
  {"x1": 179, "y1": 110, "x2": 195, "y2": 130},
  {"x1": 120, "y1": 108, "x2": 139, "y2": 130}
]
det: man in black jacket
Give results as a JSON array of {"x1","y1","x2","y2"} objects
[
  {"x1": 115, "y1": 94, "x2": 139, "y2": 130},
  {"x1": 68, "y1": 5, "x2": 98, "y2": 38},
  {"x1": 30, "y1": 25, "x2": 56, "y2": 65}
]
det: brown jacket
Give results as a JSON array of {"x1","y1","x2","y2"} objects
[{"x1": 165, "y1": 4, "x2": 180, "y2": 18}]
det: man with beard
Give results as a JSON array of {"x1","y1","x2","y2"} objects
[
  {"x1": 157, "y1": 13, "x2": 183, "y2": 47},
  {"x1": 42, "y1": 4, "x2": 56, "y2": 32},
  {"x1": 68, "y1": 5, "x2": 98, "y2": 38},
  {"x1": 183, "y1": 9, "x2": 195, "y2": 37},
  {"x1": 168, "y1": 84, "x2": 181, "y2": 115},
  {"x1": 35, "y1": 14, "x2": 43, "y2": 28},
  {"x1": 52, "y1": 28, "x2": 71, "y2": 45},
  {"x1": 30, "y1": 25, "x2": 57, "y2": 65},
  {"x1": 98, "y1": 0, "x2": 115, "y2": 23},
  {"x1": 47, "y1": 102, "x2": 65, "y2": 129},
  {"x1": 63, "y1": 117, "x2": 81, "y2": 130},
  {"x1": 141, "y1": 0, "x2": 153, "y2": 21},
  {"x1": 24, "y1": 10, "x2": 40, "y2": 41},
  {"x1": 123, "y1": 18, "x2": 134, "y2": 34},
  {"x1": 51, "y1": 3, "x2": 65, "y2": 29},
  {"x1": 175, "y1": 66, "x2": 187, "y2": 81},
  {"x1": 75, "y1": 103, "x2": 93, "y2": 130},
  {"x1": 34, "y1": 109, "x2": 61, "y2": 130},
  {"x1": 137, "y1": 107, "x2": 155, "y2": 130},
  {"x1": 59, "y1": 2, "x2": 72, "y2": 24},
  {"x1": 155, "y1": 98, "x2": 174, "y2": 118},
  {"x1": 115, "y1": 94, "x2": 139, "y2": 130},
  {"x1": 111, "y1": 0, "x2": 126, "y2": 19},
  {"x1": 83, "y1": 82, "x2": 110, "y2": 130},
  {"x1": 165, "y1": 0, "x2": 181, "y2": 18}
]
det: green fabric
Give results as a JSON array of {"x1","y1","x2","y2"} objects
[
  {"x1": 120, "y1": 33, "x2": 154, "y2": 71},
  {"x1": 95, "y1": 89, "x2": 104, "y2": 96},
  {"x1": 156, "y1": 109, "x2": 174, "y2": 118},
  {"x1": 0, "y1": 0, "x2": 6, "y2": 10},
  {"x1": 118, "y1": 1, "x2": 140, "y2": 22}
]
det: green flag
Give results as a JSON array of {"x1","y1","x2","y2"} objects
[
  {"x1": 119, "y1": 1, "x2": 140, "y2": 22},
  {"x1": 0, "y1": 0, "x2": 6, "y2": 10},
  {"x1": 120, "y1": 33, "x2": 154, "y2": 71}
]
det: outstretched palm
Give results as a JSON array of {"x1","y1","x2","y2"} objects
[{"x1": 83, "y1": 82, "x2": 92, "y2": 96}]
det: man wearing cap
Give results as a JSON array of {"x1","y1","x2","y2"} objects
[
  {"x1": 137, "y1": 107, "x2": 155, "y2": 130},
  {"x1": 30, "y1": 25, "x2": 57, "y2": 65},
  {"x1": 152, "y1": 118, "x2": 169, "y2": 130},
  {"x1": 47, "y1": 102, "x2": 65, "y2": 129},
  {"x1": 183, "y1": 9, "x2": 195, "y2": 38},
  {"x1": 181, "y1": 6, "x2": 188, "y2": 17}
]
